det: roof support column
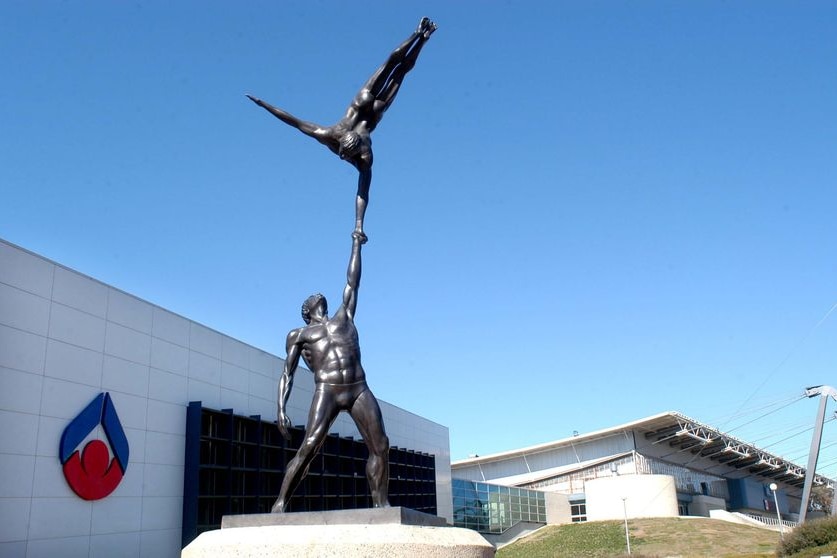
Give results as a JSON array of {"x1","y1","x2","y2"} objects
[{"x1": 799, "y1": 385, "x2": 837, "y2": 523}]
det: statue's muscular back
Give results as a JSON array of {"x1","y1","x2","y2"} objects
[{"x1": 295, "y1": 311, "x2": 366, "y2": 385}]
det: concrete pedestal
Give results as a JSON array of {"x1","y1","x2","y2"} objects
[
  {"x1": 182, "y1": 508, "x2": 494, "y2": 558},
  {"x1": 221, "y1": 506, "x2": 448, "y2": 528}
]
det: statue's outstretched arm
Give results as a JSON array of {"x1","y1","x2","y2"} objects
[
  {"x1": 277, "y1": 331, "x2": 301, "y2": 440},
  {"x1": 246, "y1": 94, "x2": 337, "y2": 151},
  {"x1": 353, "y1": 168, "x2": 371, "y2": 241},
  {"x1": 342, "y1": 233, "x2": 363, "y2": 321}
]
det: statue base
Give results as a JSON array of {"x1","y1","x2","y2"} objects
[
  {"x1": 220, "y1": 506, "x2": 447, "y2": 528},
  {"x1": 182, "y1": 507, "x2": 494, "y2": 558}
]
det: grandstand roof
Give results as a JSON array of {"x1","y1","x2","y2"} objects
[{"x1": 452, "y1": 411, "x2": 832, "y2": 489}]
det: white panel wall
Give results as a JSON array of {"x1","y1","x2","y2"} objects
[
  {"x1": 585, "y1": 474, "x2": 679, "y2": 521},
  {"x1": 0, "y1": 238, "x2": 451, "y2": 558}
]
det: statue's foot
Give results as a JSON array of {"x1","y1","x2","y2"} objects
[
  {"x1": 420, "y1": 18, "x2": 437, "y2": 39},
  {"x1": 271, "y1": 500, "x2": 285, "y2": 513},
  {"x1": 417, "y1": 17, "x2": 430, "y2": 34}
]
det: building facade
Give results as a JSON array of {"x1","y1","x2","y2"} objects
[
  {"x1": 0, "y1": 238, "x2": 452, "y2": 557},
  {"x1": 452, "y1": 412, "x2": 830, "y2": 531}
]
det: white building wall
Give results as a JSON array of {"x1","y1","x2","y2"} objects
[
  {"x1": 0, "y1": 239, "x2": 451, "y2": 558},
  {"x1": 585, "y1": 475, "x2": 679, "y2": 521}
]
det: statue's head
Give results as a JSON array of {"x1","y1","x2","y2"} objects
[
  {"x1": 338, "y1": 131, "x2": 363, "y2": 161},
  {"x1": 301, "y1": 293, "x2": 327, "y2": 324}
]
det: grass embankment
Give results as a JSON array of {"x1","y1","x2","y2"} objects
[{"x1": 497, "y1": 517, "x2": 780, "y2": 558}]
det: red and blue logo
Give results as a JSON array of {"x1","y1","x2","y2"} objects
[{"x1": 59, "y1": 392, "x2": 129, "y2": 500}]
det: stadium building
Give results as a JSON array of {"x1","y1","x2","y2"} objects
[
  {"x1": 452, "y1": 412, "x2": 832, "y2": 535},
  {"x1": 0, "y1": 238, "x2": 452, "y2": 557}
]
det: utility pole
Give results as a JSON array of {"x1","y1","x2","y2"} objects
[
  {"x1": 622, "y1": 496, "x2": 631, "y2": 555},
  {"x1": 829, "y1": 414, "x2": 837, "y2": 518},
  {"x1": 799, "y1": 386, "x2": 837, "y2": 523}
]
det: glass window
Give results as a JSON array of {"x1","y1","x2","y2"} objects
[
  {"x1": 452, "y1": 479, "x2": 549, "y2": 533},
  {"x1": 570, "y1": 501, "x2": 587, "y2": 523}
]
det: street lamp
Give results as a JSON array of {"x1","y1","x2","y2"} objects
[
  {"x1": 769, "y1": 483, "x2": 784, "y2": 540},
  {"x1": 622, "y1": 496, "x2": 631, "y2": 555}
]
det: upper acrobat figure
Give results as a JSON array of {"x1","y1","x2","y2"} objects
[{"x1": 247, "y1": 17, "x2": 437, "y2": 243}]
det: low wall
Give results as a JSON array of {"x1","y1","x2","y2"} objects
[
  {"x1": 585, "y1": 474, "x2": 678, "y2": 521},
  {"x1": 690, "y1": 494, "x2": 726, "y2": 517},
  {"x1": 545, "y1": 492, "x2": 571, "y2": 525}
]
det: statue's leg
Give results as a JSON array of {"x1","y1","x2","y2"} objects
[
  {"x1": 362, "y1": 31, "x2": 423, "y2": 98},
  {"x1": 375, "y1": 36, "x2": 430, "y2": 110},
  {"x1": 350, "y1": 389, "x2": 390, "y2": 507},
  {"x1": 272, "y1": 389, "x2": 339, "y2": 512}
]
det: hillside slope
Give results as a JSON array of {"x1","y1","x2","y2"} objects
[{"x1": 497, "y1": 517, "x2": 780, "y2": 558}]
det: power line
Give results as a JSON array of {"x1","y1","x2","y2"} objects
[
  {"x1": 707, "y1": 392, "x2": 805, "y2": 428},
  {"x1": 748, "y1": 419, "x2": 819, "y2": 445},
  {"x1": 725, "y1": 396, "x2": 806, "y2": 435},
  {"x1": 760, "y1": 427, "x2": 813, "y2": 451},
  {"x1": 719, "y1": 301, "x2": 837, "y2": 431},
  {"x1": 760, "y1": 416, "x2": 836, "y2": 452},
  {"x1": 787, "y1": 439, "x2": 837, "y2": 463}
]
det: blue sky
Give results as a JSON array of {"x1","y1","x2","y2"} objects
[{"x1": 2, "y1": 2, "x2": 836, "y2": 471}]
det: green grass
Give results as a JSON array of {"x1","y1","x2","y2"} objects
[
  {"x1": 498, "y1": 520, "x2": 630, "y2": 558},
  {"x1": 497, "y1": 517, "x2": 781, "y2": 558}
]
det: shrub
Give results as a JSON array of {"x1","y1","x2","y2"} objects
[{"x1": 778, "y1": 515, "x2": 837, "y2": 556}]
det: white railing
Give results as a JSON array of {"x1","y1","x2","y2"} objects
[{"x1": 738, "y1": 512, "x2": 797, "y2": 530}]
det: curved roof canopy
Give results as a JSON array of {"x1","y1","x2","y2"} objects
[{"x1": 453, "y1": 411, "x2": 832, "y2": 490}]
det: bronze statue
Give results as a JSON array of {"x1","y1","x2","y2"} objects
[
  {"x1": 272, "y1": 231, "x2": 388, "y2": 512},
  {"x1": 253, "y1": 18, "x2": 437, "y2": 513},
  {"x1": 247, "y1": 16, "x2": 437, "y2": 243}
]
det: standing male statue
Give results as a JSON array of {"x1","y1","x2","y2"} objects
[
  {"x1": 250, "y1": 17, "x2": 436, "y2": 514},
  {"x1": 247, "y1": 16, "x2": 437, "y2": 243},
  {"x1": 272, "y1": 230, "x2": 386, "y2": 513}
]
